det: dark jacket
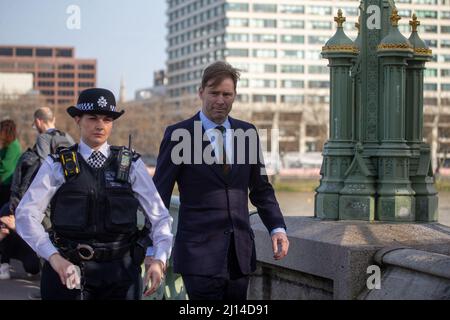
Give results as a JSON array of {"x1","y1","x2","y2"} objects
[
  {"x1": 9, "y1": 130, "x2": 75, "y2": 228},
  {"x1": 153, "y1": 112, "x2": 286, "y2": 276},
  {"x1": 35, "y1": 129, "x2": 75, "y2": 164}
]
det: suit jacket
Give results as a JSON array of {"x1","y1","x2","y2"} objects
[{"x1": 153, "y1": 112, "x2": 286, "y2": 276}]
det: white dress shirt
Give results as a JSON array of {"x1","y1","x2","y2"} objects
[
  {"x1": 199, "y1": 110, "x2": 233, "y2": 166},
  {"x1": 199, "y1": 111, "x2": 286, "y2": 237},
  {"x1": 15, "y1": 139, "x2": 173, "y2": 264}
]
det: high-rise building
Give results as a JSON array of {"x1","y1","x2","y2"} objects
[
  {"x1": 154, "y1": 70, "x2": 167, "y2": 87},
  {"x1": 166, "y1": 0, "x2": 450, "y2": 157},
  {"x1": 0, "y1": 45, "x2": 96, "y2": 105}
]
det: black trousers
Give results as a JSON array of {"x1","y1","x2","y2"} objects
[
  {"x1": 0, "y1": 231, "x2": 41, "y2": 274},
  {"x1": 40, "y1": 254, "x2": 142, "y2": 300},
  {"x1": 0, "y1": 202, "x2": 41, "y2": 274},
  {"x1": 182, "y1": 237, "x2": 250, "y2": 300}
]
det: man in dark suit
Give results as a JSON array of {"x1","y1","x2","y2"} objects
[{"x1": 153, "y1": 61, "x2": 289, "y2": 300}]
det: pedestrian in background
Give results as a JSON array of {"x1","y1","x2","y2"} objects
[
  {"x1": 0, "y1": 120, "x2": 21, "y2": 206},
  {"x1": 0, "y1": 119, "x2": 21, "y2": 279}
]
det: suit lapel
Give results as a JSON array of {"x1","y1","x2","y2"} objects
[{"x1": 228, "y1": 116, "x2": 240, "y2": 185}]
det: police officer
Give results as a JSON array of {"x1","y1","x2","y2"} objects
[{"x1": 15, "y1": 88, "x2": 173, "y2": 300}]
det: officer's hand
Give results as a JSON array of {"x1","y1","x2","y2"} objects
[
  {"x1": 143, "y1": 256, "x2": 165, "y2": 297},
  {"x1": 0, "y1": 215, "x2": 15, "y2": 231},
  {"x1": 272, "y1": 232, "x2": 289, "y2": 260},
  {"x1": 48, "y1": 253, "x2": 80, "y2": 290}
]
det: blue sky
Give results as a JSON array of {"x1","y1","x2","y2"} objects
[{"x1": 0, "y1": 0, "x2": 167, "y2": 100}]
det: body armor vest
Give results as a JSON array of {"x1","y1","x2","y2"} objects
[{"x1": 50, "y1": 144, "x2": 140, "y2": 243}]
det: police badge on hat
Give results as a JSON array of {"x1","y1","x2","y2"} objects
[{"x1": 67, "y1": 88, "x2": 125, "y2": 120}]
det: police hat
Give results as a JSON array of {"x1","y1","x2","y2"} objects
[{"x1": 67, "y1": 88, "x2": 125, "y2": 120}]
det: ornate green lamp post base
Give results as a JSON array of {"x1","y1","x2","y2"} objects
[
  {"x1": 316, "y1": 3, "x2": 438, "y2": 222},
  {"x1": 406, "y1": 15, "x2": 439, "y2": 222},
  {"x1": 315, "y1": 10, "x2": 358, "y2": 220},
  {"x1": 377, "y1": 196, "x2": 415, "y2": 222},
  {"x1": 315, "y1": 142, "x2": 355, "y2": 220},
  {"x1": 413, "y1": 146, "x2": 439, "y2": 222},
  {"x1": 338, "y1": 144, "x2": 376, "y2": 220},
  {"x1": 339, "y1": 196, "x2": 375, "y2": 220},
  {"x1": 315, "y1": 193, "x2": 340, "y2": 220},
  {"x1": 415, "y1": 195, "x2": 439, "y2": 222}
]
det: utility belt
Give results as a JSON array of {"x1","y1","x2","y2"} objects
[
  {"x1": 50, "y1": 227, "x2": 151, "y2": 265},
  {"x1": 53, "y1": 236, "x2": 134, "y2": 263}
]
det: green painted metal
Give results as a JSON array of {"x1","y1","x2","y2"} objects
[
  {"x1": 316, "y1": 9, "x2": 358, "y2": 220},
  {"x1": 406, "y1": 14, "x2": 439, "y2": 222},
  {"x1": 315, "y1": 0, "x2": 438, "y2": 222},
  {"x1": 140, "y1": 197, "x2": 188, "y2": 300}
]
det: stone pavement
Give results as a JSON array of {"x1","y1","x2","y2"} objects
[
  {"x1": 0, "y1": 259, "x2": 186, "y2": 300},
  {"x1": 0, "y1": 259, "x2": 40, "y2": 300}
]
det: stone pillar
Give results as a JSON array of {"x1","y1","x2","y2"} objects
[
  {"x1": 376, "y1": 9, "x2": 415, "y2": 222},
  {"x1": 315, "y1": 10, "x2": 358, "y2": 220},
  {"x1": 406, "y1": 14, "x2": 438, "y2": 221}
]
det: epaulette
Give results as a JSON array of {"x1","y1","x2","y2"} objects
[{"x1": 132, "y1": 151, "x2": 141, "y2": 162}]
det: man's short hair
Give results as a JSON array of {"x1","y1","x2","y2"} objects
[
  {"x1": 201, "y1": 61, "x2": 240, "y2": 91},
  {"x1": 34, "y1": 107, "x2": 54, "y2": 123}
]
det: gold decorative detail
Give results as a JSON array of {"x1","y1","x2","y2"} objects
[
  {"x1": 322, "y1": 44, "x2": 359, "y2": 53},
  {"x1": 409, "y1": 14, "x2": 420, "y2": 32},
  {"x1": 377, "y1": 43, "x2": 413, "y2": 51},
  {"x1": 334, "y1": 9, "x2": 346, "y2": 28},
  {"x1": 414, "y1": 47, "x2": 432, "y2": 55},
  {"x1": 390, "y1": 8, "x2": 401, "y2": 27}
]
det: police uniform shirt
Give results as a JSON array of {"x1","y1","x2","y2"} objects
[{"x1": 15, "y1": 139, "x2": 173, "y2": 264}]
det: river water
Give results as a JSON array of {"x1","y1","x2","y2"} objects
[{"x1": 272, "y1": 191, "x2": 450, "y2": 227}]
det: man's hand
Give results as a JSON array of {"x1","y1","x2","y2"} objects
[
  {"x1": 48, "y1": 253, "x2": 80, "y2": 290},
  {"x1": 143, "y1": 256, "x2": 165, "y2": 297},
  {"x1": 0, "y1": 215, "x2": 15, "y2": 231},
  {"x1": 272, "y1": 232, "x2": 289, "y2": 260}
]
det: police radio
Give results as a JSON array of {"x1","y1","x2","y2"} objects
[
  {"x1": 60, "y1": 150, "x2": 80, "y2": 178},
  {"x1": 116, "y1": 135, "x2": 133, "y2": 182}
]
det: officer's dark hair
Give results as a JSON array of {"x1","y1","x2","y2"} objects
[
  {"x1": 200, "y1": 61, "x2": 241, "y2": 92},
  {"x1": 34, "y1": 107, "x2": 54, "y2": 123},
  {"x1": 0, "y1": 119, "x2": 17, "y2": 146}
]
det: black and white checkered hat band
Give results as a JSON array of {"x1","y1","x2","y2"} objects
[{"x1": 76, "y1": 103, "x2": 116, "y2": 111}]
